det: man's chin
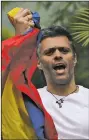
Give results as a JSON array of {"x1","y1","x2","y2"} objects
[
  {"x1": 53, "y1": 76, "x2": 71, "y2": 85},
  {"x1": 55, "y1": 80, "x2": 68, "y2": 85}
]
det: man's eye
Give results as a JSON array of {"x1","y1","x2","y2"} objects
[
  {"x1": 61, "y1": 48, "x2": 70, "y2": 53},
  {"x1": 45, "y1": 49, "x2": 55, "y2": 56}
]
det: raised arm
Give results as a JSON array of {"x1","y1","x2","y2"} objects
[{"x1": 2, "y1": 8, "x2": 36, "y2": 93}]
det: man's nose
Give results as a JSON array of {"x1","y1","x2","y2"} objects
[{"x1": 54, "y1": 49, "x2": 62, "y2": 60}]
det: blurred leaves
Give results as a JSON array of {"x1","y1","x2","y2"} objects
[
  {"x1": 49, "y1": 2, "x2": 73, "y2": 26},
  {"x1": 37, "y1": 2, "x2": 89, "y2": 27},
  {"x1": 70, "y1": 8, "x2": 89, "y2": 47},
  {"x1": 2, "y1": 27, "x2": 13, "y2": 41},
  {"x1": 2, "y1": 1, "x2": 10, "y2": 9},
  {"x1": 37, "y1": 1, "x2": 53, "y2": 9}
]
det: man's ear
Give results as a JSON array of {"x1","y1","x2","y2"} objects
[
  {"x1": 74, "y1": 53, "x2": 77, "y2": 66},
  {"x1": 37, "y1": 59, "x2": 43, "y2": 70}
]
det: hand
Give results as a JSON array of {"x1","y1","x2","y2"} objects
[{"x1": 10, "y1": 8, "x2": 35, "y2": 35}]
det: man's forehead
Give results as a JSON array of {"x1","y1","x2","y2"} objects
[{"x1": 40, "y1": 36, "x2": 71, "y2": 50}]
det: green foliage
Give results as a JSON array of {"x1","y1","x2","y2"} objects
[
  {"x1": 2, "y1": 27, "x2": 14, "y2": 41},
  {"x1": 48, "y1": 2, "x2": 73, "y2": 26},
  {"x1": 70, "y1": 8, "x2": 89, "y2": 47},
  {"x1": 37, "y1": 1, "x2": 53, "y2": 10},
  {"x1": 1, "y1": 1, "x2": 10, "y2": 9},
  {"x1": 37, "y1": 2, "x2": 89, "y2": 27}
]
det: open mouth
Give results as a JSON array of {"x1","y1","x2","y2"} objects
[{"x1": 53, "y1": 63, "x2": 66, "y2": 74}]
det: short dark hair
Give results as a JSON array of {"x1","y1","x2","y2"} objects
[{"x1": 37, "y1": 25, "x2": 76, "y2": 57}]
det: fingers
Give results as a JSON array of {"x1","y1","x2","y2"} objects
[
  {"x1": 12, "y1": 8, "x2": 35, "y2": 35},
  {"x1": 14, "y1": 8, "x2": 32, "y2": 21},
  {"x1": 14, "y1": 8, "x2": 32, "y2": 18},
  {"x1": 24, "y1": 15, "x2": 34, "y2": 27},
  {"x1": 20, "y1": 8, "x2": 32, "y2": 17},
  {"x1": 28, "y1": 20, "x2": 35, "y2": 27},
  {"x1": 16, "y1": 17, "x2": 34, "y2": 27},
  {"x1": 24, "y1": 15, "x2": 32, "y2": 21},
  {"x1": 14, "y1": 8, "x2": 34, "y2": 26}
]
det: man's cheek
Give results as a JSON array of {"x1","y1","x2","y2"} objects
[
  {"x1": 67, "y1": 60, "x2": 74, "y2": 70},
  {"x1": 42, "y1": 60, "x2": 50, "y2": 68},
  {"x1": 69, "y1": 61, "x2": 75, "y2": 73},
  {"x1": 41, "y1": 62, "x2": 50, "y2": 72}
]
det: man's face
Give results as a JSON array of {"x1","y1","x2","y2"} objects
[{"x1": 37, "y1": 36, "x2": 76, "y2": 85}]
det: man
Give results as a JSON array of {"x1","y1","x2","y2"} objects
[{"x1": 2, "y1": 8, "x2": 89, "y2": 139}]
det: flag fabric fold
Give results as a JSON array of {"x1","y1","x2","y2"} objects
[{"x1": 2, "y1": 74, "x2": 38, "y2": 139}]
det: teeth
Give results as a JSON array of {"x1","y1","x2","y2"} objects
[
  {"x1": 53, "y1": 63, "x2": 66, "y2": 70},
  {"x1": 57, "y1": 64, "x2": 63, "y2": 66}
]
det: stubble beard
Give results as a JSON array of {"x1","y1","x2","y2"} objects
[{"x1": 50, "y1": 69, "x2": 75, "y2": 86}]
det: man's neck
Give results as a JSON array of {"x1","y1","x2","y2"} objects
[{"x1": 47, "y1": 78, "x2": 78, "y2": 96}]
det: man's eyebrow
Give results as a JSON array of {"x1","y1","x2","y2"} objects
[
  {"x1": 43, "y1": 47, "x2": 55, "y2": 53},
  {"x1": 43, "y1": 46, "x2": 71, "y2": 52}
]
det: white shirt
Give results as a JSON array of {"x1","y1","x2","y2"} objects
[{"x1": 37, "y1": 85, "x2": 89, "y2": 139}]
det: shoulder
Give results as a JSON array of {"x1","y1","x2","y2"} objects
[
  {"x1": 37, "y1": 86, "x2": 47, "y2": 91},
  {"x1": 78, "y1": 85, "x2": 89, "y2": 105},
  {"x1": 79, "y1": 85, "x2": 89, "y2": 94},
  {"x1": 37, "y1": 86, "x2": 47, "y2": 94},
  {"x1": 37, "y1": 86, "x2": 50, "y2": 99}
]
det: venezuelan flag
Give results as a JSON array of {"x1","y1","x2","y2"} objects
[
  {"x1": 2, "y1": 8, "x2": 58, "y2": 140},
  {"x1": 2, "y1": 8, "x2": 39, "y2": 139}
]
